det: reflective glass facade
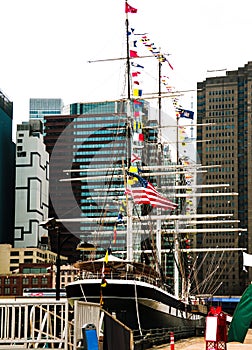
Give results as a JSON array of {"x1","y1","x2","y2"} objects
[
  {"x1": 29, "y1": 98, "x2": 63, "y2": 121},
  {"x1": 44, "y1": 100, "x2": 150, "y2": 260}
]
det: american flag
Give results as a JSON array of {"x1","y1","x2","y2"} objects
[{"x1": 126, "y1": 172, "x2": 177, "y2": 210}]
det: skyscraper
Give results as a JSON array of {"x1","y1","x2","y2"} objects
[
  {"x1": 29, "y1": 98, "x2": 64, "y2": 133},
  {"x1": 14, "y1": 120, "x2": 49, "y2": 248},
  {"x1": 29, "y1": 98, "x2": 64, "y2": 121},
  {"x1": 0, "y1": 90, "x2": 15, "y2": 244},
  {"x1": 44, "y1": 100, "x2": 151, "y2": 261},
  {"x1": 197, "y1": 61, "x2": 252, "y2": 295}
]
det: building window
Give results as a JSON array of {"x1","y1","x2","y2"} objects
[
  {"x1": 32, "y1": 278, "x2": 38, "y2": 285},
  {"x1": 10, "y1": 259, "x2": 19, "y2": 264},
  {"x1": 10, "y1": 251, "x2": 19, "y2": 256},
  {"x1": 24, "y1": 259, "x2": 33, "y2": 263},
  {"x1": 23, "y1": 267, "x2": 48, "y2": 274},
  {"x1": 41, "y1": 277, "x2": 48, "y2": 285},
  {"x1": 23, "y1": 278, "x2": 29, "y2": 285},
  {"x1": 4, "y1": 288, "x2": 10, "y2": 295},
  {"x1": 17, "y1": 152, "x2": 26, "y2": 157},
  {"x1": 24, "y1": 251, "x2": 34, "y2": 256},
  {"x1": 4, "y1": 278, "x2": 10, "y2": 285},
  {"x1": 12, "y1": 288, "x2": 17, "y2": 295},
  {"x1": 13, "y1": 278, "x2": 17, "y2": 285}
]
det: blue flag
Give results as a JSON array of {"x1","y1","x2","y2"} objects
[{"x1": 177, "y1": 108, "x2": 194, "y2": 120}]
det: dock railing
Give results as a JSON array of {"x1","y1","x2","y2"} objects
[{"x1": 0, "y1": 298, "x2": 101, "y2": 349}]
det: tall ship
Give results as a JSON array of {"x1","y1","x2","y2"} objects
[{"x1": 63, "y1": 1, "x2": 244, "y2": 334}]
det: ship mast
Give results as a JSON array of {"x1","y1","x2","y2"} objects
[{"x1": 125, "y1": 0, "x2": 134, "y2": 262}]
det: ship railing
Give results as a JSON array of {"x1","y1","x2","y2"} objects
[{"x1": 80, "y1": 271, "x2": 170, "y2": 290}]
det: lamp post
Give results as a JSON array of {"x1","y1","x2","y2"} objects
[
  {"x1": 40, "y1": 218, "x2": 61, "y2": 300},
  {"x1": 55, "y1": 223, "x2": 61, "y2": 301}
]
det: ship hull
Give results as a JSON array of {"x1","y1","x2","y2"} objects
[{"x1": 66, "y1": 278, "x2": 205, "y2": 331}]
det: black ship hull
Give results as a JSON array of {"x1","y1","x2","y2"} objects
[{"x1": 66, "y1": 278, "x2": 205, "y2": 331}]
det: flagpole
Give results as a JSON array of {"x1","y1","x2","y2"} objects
[
  {"x1": 125, "y1": 0, "x2": 131, "y2": 100},
  {"x1": 174, "y1": 108, "x2": 185, "y2": 299},
  {"x1": 156, "y1": 53, "x2": 163, "y2": 270}
]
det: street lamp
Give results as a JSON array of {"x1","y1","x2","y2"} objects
[{"x1": 40, "y1": 218, "x2": 61, "y2": 301}]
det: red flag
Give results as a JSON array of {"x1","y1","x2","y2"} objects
[
  {"x1": 130, "y1": 50, "x2": 139, "y2": 58},
  {"x1": 133, "y1": 99, "x2": 142, "y2": 105},
  {"x1": 125, "y1": 3, "x2": 137, "y2": 13},
  {"x1": 133, "y1": 132, "x2": 144, "y2": 142},
  {"x1": 167, "y1": 59, "x2": 174, "y2": 70},
  {"x1": 139, "y1": 133, "x2": 144, "y2": 141},
  {"x1": 132, "y1": 71, "x2": 141, "y2": 77}
]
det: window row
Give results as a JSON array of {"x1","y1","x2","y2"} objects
[
  {"x1": 74, "y1": 150, "x2": 125, "y2": 157},
  {"x1": 205, "y1": 118, "x2": 235, "y2": 124},
  {"x1": 73, "y1": 123, "x2": 126, "y2": 135},
  {"x1": 73, "y1": 142, "x2": 125, "y2": 149},
  {"x1": 0, "y1": 277, "x2": 48, "y2": 285},
  {"x1": 206, "y1": 146, "x2": 234, "y2": 151},
  {"x1": 207, "y1": 167, "x2": 235, "y2": 172},
  {"x1": 208, "y1": 97, "x2": 234, "y2": 102},
  {"x1": 208, "y1": 104, "x2": 234, "y2": 109},
  {"x1": 208, "y1": 111, "x2": 235, "y2": 116},
  {"x1": 205, "y1": 153, "x2": 235, "y2": 158},
  {"x1": 208, "y1": 90, "x2": 235, "y2": 95},
  {"x1": 206, "y1": 132, "x2": 234, "y2": 137},
  {"x1": 206, "y1": 174, "x2": 235, "y2": 179}
]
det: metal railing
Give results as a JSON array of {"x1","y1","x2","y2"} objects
[
  {"x1": 0, "y1": 298, "x2": 101, "y2": 349},
  {"x1": 79, "y1": 271, "x2": 171, "y2": 292}
]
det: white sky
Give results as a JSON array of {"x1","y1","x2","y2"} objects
[{"x1": 1, "y1": 0, "x2": 252, "y2": 138}]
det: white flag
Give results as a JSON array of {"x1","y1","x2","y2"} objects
[{"x1": 243, "y1": 252, "x2": 252, "y2": 270}]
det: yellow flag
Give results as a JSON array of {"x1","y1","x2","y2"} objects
[
  {"x1": 127, "y1": 166, "x2": 138, "y2": 185},
  {"x1": 104, "y1": 250, "x2": 109, "y2": 264}
]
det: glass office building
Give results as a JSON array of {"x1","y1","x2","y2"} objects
[
  {"x1": 29, "y1": 98, "x2": 64, "y2": 128},
  {"x1": 44, "y1": 100, "x2": 150, "y2": 260}
]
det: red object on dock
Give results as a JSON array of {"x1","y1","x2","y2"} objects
[
  {"x1": 170, "y1": 331, "x2": 174, "y2": 350},
  {"x1": 205, "y1": 306, "x2": 227, "y2": 350}
]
